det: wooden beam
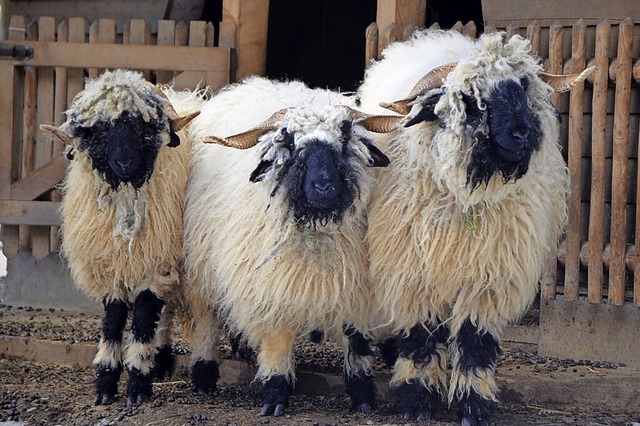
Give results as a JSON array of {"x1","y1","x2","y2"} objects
[
  {"x1": 376, "y1": 0, "x2": 426, "y2": 52},
  {"x1": 9, "y1": 155, "x2": 67, "y2": 201},
  {"x1": 0, "y1": 200, "x2": 61, "y2": 225},
  {"x1": 222, "y1": 0, "x2": 269, "y2": 80},
  {"x1": 0, "y1": 40, "x2": 231, "y2": 72},
  {"x1": 0, "y1": 64, "x2": 15, "y2": 200}
]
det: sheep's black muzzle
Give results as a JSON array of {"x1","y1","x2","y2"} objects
[{"x1": 303, "y1": 142, "x2": 343, "y2": 208}]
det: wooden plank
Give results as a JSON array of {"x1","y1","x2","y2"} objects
[
  {"x1": 463, "y1": 21, "x2": 477, "y2": 38},
  {"x1": 375, "y1": 0, "x2": 426, "y2": 52},
  {"x1": 32, "y1": 16, "x2": 57, "y2": 260},
  {"x1": 156, "y1": 20, "x2": 175, "y2": 84},
  {"x1": 0, "y1": 63, "x2": 15, "y2": 201},
  {"x1": 9, "y1": 155, "x2": 67, "y2": 202},
  {"x1": 548, "y1": 21, "x2": 564, "y2": 108},
  {"x1": 66, "y1": 17, "x2": 86, "y2": 110},
  {"x1": 587, "y1": 20, "x2": 610, "y2": 304},
  {"x1": 0, "y1": 201, "x2": 61, "y2": 226},
  {"x1": 0, "y1": 40, "x2": 232, "y2": 72},
  {"x1": 88, "y1": 19, "x2": 116, "y2": 79},
  {"x1": 526, "y1": 21, "x2": 541, "y2": 56},
  {"x1": 609, "y1": 19, "x2": 634, "y2": 306},
  {"x1": 365, "y1": 22, "x2": 379, "y2": 67},
  {"x1": 222, "y1": 0, "x2": 270, "y2": 80},
  {"x1": 563, "y1": 20, "x2": 587, "y2": 302},
  {"x1": 127, "y1": 19, "x2": 150, "y2": 80},
  {"x1": 218, "y1": 21, "x2": 236, "y2": 49}
]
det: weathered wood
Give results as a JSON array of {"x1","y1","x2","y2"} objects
[
  {"x1": 9, "y1": 155, "x2": 67, "y2": 202},
  {"x1": 156, "y1": 20, "x2": 176, "y2": 84},
  {"x1": 127, "y1": 19, "x2": 151, "y2": 80},
  {"x1": 506, "y1": 22, "x2": 520, "y2": 40},
  {"x1": 66, "y1": 17, "x2": 86, "y2": 111},
  {"x1": 526, "y1": 21, "x2": 541, "y2": 56},
  {"x1": 462, "y1": 21, "x2": 477, "y2": 38},
  {"x1": 222, "y1": 0, "x2": 269, "y2": 80},
  {"x1": 32, "y1": 16, "x2": 57, "y2": 260},
  {"x1": 451, "y1": 21, "x2": 463, "y2": 34},
  {"x1": 587, "y1": 20, "x2": 610, "y2": 304},
  {"x1": 608, "y1": 19, "x2": 634, "y2": 306},
  {"x1": 564, "y1": 19, "x2": 587, "y2": 302},
  {"x1": 548, "y1": 21, "x2": 564, "y2": 108},
  {"x1": 384, "y1": 23, "x2": 399, "y2": 48},
  {"x1": 365, "y1": 22, "x2": 379, "y2": 68},
  {"x1": 375, "y1": 0, "x2": 426, "y2": 52},
  {"x1": 0, "y1": 40, "x2": 232, "y2": 73},
  {"x1": 218, "y1": 21, "x2": 236, "y2": 49},
  {"x1": 636, "y1": 118, "x2": 640, "y2": 307},
  {"x1": 88, "y1": 19, "x2": 116, "y2": 79},
  {"x1": 0, "y1": 201, "x2": 61, "y2": 226}
]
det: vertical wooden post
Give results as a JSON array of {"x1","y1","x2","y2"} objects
[
  {"x1": 609, "y1": 18, "x2": 634, "y2": 306},
  {"x1": 548, "y1": 21, "x2": 563, "y2": 108},
  {"x1": 587, "y1": 20, "x2": 610, "y2": 304},
  {"x1": 564, "y1": 19, "x2": 586, "y2": 302},
  {"x1": 526, "y1": 21, "x2": 541, "y2": 57},
  {"x1": 222, "y1": 0, "x2": 270, "y2": 81},
  {"x1": 365, "y1": 22, "x2": 379, "y2": 68},
  {"x1": 376, "y1": 0, "x2": 426, "y2": 53}
]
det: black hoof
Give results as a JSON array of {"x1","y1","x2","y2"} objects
[
  {"x1": 126, "y1": 367, "x2": 153, "y2": 406},
  {"x1": 151, "y1": 344, "x2": 175, "y2": 381},
  {"x1": 191, "y1": 359, "x2": 220, "y2": 394},
  {"x1": 345, "y1": 372, "x2": 377, "y2": 412},
  {"x1": 260, "y1": 403, "x2": 286, "y2": 417},
  {"x1": 94, "y1": 364, "x2": 123, "y2": 405},
  {"x1": 395, "y1": 381, "x2": 440, "y2": 422},
  {"x1": 230, "y1": 334, "x2": 255, "y2": 361},
  {"x1": 260, "y1": 375, "x2": 292, "y2": 417},
  {"x1": 457, "y1": 389, "x2": 494, "y2": 426}
]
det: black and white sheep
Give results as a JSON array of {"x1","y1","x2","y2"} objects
[
  {"x1": 40, "y1": 69, "x2": 200, "y2": 406},
  {"x1": 356, "y1": 30, "x2": 594, "y2": 424},
  {"x1": 182, "y1": 76, "x2": 402, "y2": 416}
]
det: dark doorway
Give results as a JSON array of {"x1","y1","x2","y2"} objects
[{"x1": 265, "y1": 0, "x2": 377, "y2": 92}]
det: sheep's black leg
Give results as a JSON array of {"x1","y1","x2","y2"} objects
[
  {"x1": 150, "y1": 307, "x2": 175, "y2": 381},
  {"x1": 230, "y1": 332, "x2": 254, "y2": 361},
  {"x1": 125, "y1": 289, "x2": 165, "y2": 407},
  {"x1": 343, "y1": 325, "x2": 377, "y2": 413},
  {"x1": 94, "y1": 298, "x2": 128, "y2": 405},
  {"x1": 189, "y1": 309, "x2": 221, "y2": 394},
  {"x1": 453, "y1": 319, "x2": 501, "y2": 426},
  {"x1": 391, "y1": 322, "x2": 448, "y2": 422},
  {"x1": 377, "y1": 335, "x2": 399, "y2": 369},
  {"x1": 260, "y1": 375, "x2": 292, "y2": 417}
]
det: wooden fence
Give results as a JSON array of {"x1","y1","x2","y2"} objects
[
  {"x1": 366, "y1": 19, "x2": 640, "y2": 307},
  {"x1": 0, "y1": 15, "x2": 234, "y2": 261}
]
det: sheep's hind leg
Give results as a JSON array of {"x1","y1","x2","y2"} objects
[
  {"x1": 391, "y1": 322, "x2": 448, "y2": 422},
  {"x1": 343, "y1": 325, "x2": 377, "y2": 413},
  {"x1": 256, "y1": 327, "x2": 296, "y2": 417},
  {"x1": 94, "y1": 298, "x2": 128, "y2": 405},
  {"x1": 189, "y1": 308, "x2": 221, "y2": 394},
  {"x1": 450, "y1": 319, "x2": 501, "y2": 426},
  {"x1": 124, "y1": 289, "x2": 165, "y2": 406},
  {"x1": 150, "y1": 306, "x2": 175, "y2": 381}
]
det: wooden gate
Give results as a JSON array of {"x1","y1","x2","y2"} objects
[{"x1": 0, "y1": 15, "x2": 233, "y2": 261}]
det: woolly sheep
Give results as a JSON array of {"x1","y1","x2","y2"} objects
[
  {"x1": 182, "y1": 76, "x2": 402, "y2": 416},
  {"x1": 40, "y1": 69, "x2": 201, "y2": 406},
  {"x1": 356, "y1": 30, "x2": 594, "y2": 424}
]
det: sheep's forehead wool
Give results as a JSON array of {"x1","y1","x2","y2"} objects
[{"x1": 61, "y1": 69, "x2": 166, "y2": 135}]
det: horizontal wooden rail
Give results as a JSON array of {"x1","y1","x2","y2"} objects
[{"x1": 0, "y1": 201, "x2": 61, "y2": 225}]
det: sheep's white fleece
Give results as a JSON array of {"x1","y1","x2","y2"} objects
[
  {"x1": 184, "y1": 77, "x2": 379, "y2": 373},
  {"x1": 359, "y1": 30, "x2": 569, "y2": 339}
]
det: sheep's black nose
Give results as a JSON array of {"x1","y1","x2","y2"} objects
[
  {"x1": 313, "y1": 181, "x2": 334, "y2": 195},
  {"x1": 512, "y1": 127, "x2": 530, "y2": 141}
]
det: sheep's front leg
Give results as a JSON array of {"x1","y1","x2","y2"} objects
[
  {"x1": 390, "y1": 322, "x2": 448, "y2": 422},
  {"x1": 124, "y1": 289, "x2": 165, "y2": 406},
  {"x1": 150, "y1": 306, "x2": 175, "y2": 381},
  {"x1": 342, "y1": 326, "x2": 377, "y2": 413},
  {"x1": 256, "y1": 327, "x2": 296, "y2": 417},
  {"x1": 190, "y1": 309, "x2": 221, "y2": 394},
  {"x1": 94, "y1": 298, "x2": 128, "y2": 405},
  {"x1": 449, "y1": 319, "x2": 501, "y2": 426}
]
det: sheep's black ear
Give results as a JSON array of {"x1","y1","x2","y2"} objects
[
  {"x1": 364, "y1": 141, "x2": 390, "y2": 167},
  {"x1": 168, "y1": 131, "x2": 181, "y2": 148},
  {"x1": 404, "y1": 95, "x2": 440, "y2": 127},
  {"x1": 250, "y1": 159, "x2": 273, "y2": 182}
]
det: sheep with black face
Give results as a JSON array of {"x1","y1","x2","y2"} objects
[
  {"x1": 356, "y1": 30, "x2": 594, "y2": 425},
  {"x1": 182, "y1": 76, "x2": 402, "y2": 417},
  {"x1": 40, "y1": 69, "x2": 200, "y2": 407}
]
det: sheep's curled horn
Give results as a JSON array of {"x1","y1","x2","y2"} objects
[
  {"x1": 202, "y1": 106, "x2": 406, "y2": 149},
  {"x1": 38, "y1": 83, "x2": 200, "y2": 145},
  {"x1": 379, "y1": 63, "x2": 597, "y2": 115}
]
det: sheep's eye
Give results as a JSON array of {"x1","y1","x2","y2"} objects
[
  {"x1": 462, "y1": 94, "x2": 483, "y2": 123},
  {"x1": 520, "y1": 77, "x2": 529, "y2": 91},
  {"x1": 339, "y1": 120, "x2": 352, "y2": 143},
  {"x1": 281, "y1": 129, "x2": 295, "y2": 152}
]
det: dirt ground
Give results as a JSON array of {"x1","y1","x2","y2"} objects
[{"x1": 1, "y1": 304, "x2": 640, "y2": 426}]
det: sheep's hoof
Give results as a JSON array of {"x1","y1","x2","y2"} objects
[
  {"x1": 191, "y1": 359, "x2": 220, "y2": 394},
  {"x1": 126, "y1": 368, "x2": 153, "y2": 407},
  {"x1": 461, "y1": 417, "x2": 489, "y2": 426},
  {"x1": 94, "y1": 364, "x2": 122, "y2": 405},
  {"x1": 395, "y1": 381, "x2": 439, "y2": 422},
  {"x1": 260, "y1": 403, "x2": 286, "y2": 417},
  {"x1": 354, "y1": 402, "x2": 374, "y2": 414},
  {"x1": 151, "y1": 345, "x2": 175, "y2": 381},
  {"x1": 94, "y1": 393, "x2": 114, "y2": 406}
]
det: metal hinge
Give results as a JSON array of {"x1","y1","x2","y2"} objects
[{"x1": 0, "y1": 44, "x2": 34, "y2": 60}]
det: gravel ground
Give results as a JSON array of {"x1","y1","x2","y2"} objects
[{"x1": 1, "y1": 304, "x2": 639, "y2": 425}]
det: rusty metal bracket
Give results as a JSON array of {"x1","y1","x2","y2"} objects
[{"x1": 0, "y1": 44, "x2": 34, "y2": 60}]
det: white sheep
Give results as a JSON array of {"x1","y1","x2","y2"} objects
[
  {"x1": 40, "y1": 69, "x2": 201, "y2": 406},
  {"x1": 182, "y1": 76, "x2": 402, "y2": 416},
  {"x1": 356, "y1": 29, "x2": 594, "y2": 424}
]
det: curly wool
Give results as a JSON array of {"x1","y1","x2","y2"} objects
[
  {"x1": 184, "y1": 77, "x2": 378, "y2": 360},
  {"x1": 361, "y1": 30, "x2": 569, "y2": 338},
  {"x1": 60, "y1": 71, "x2": 201, "y2": 303}
]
